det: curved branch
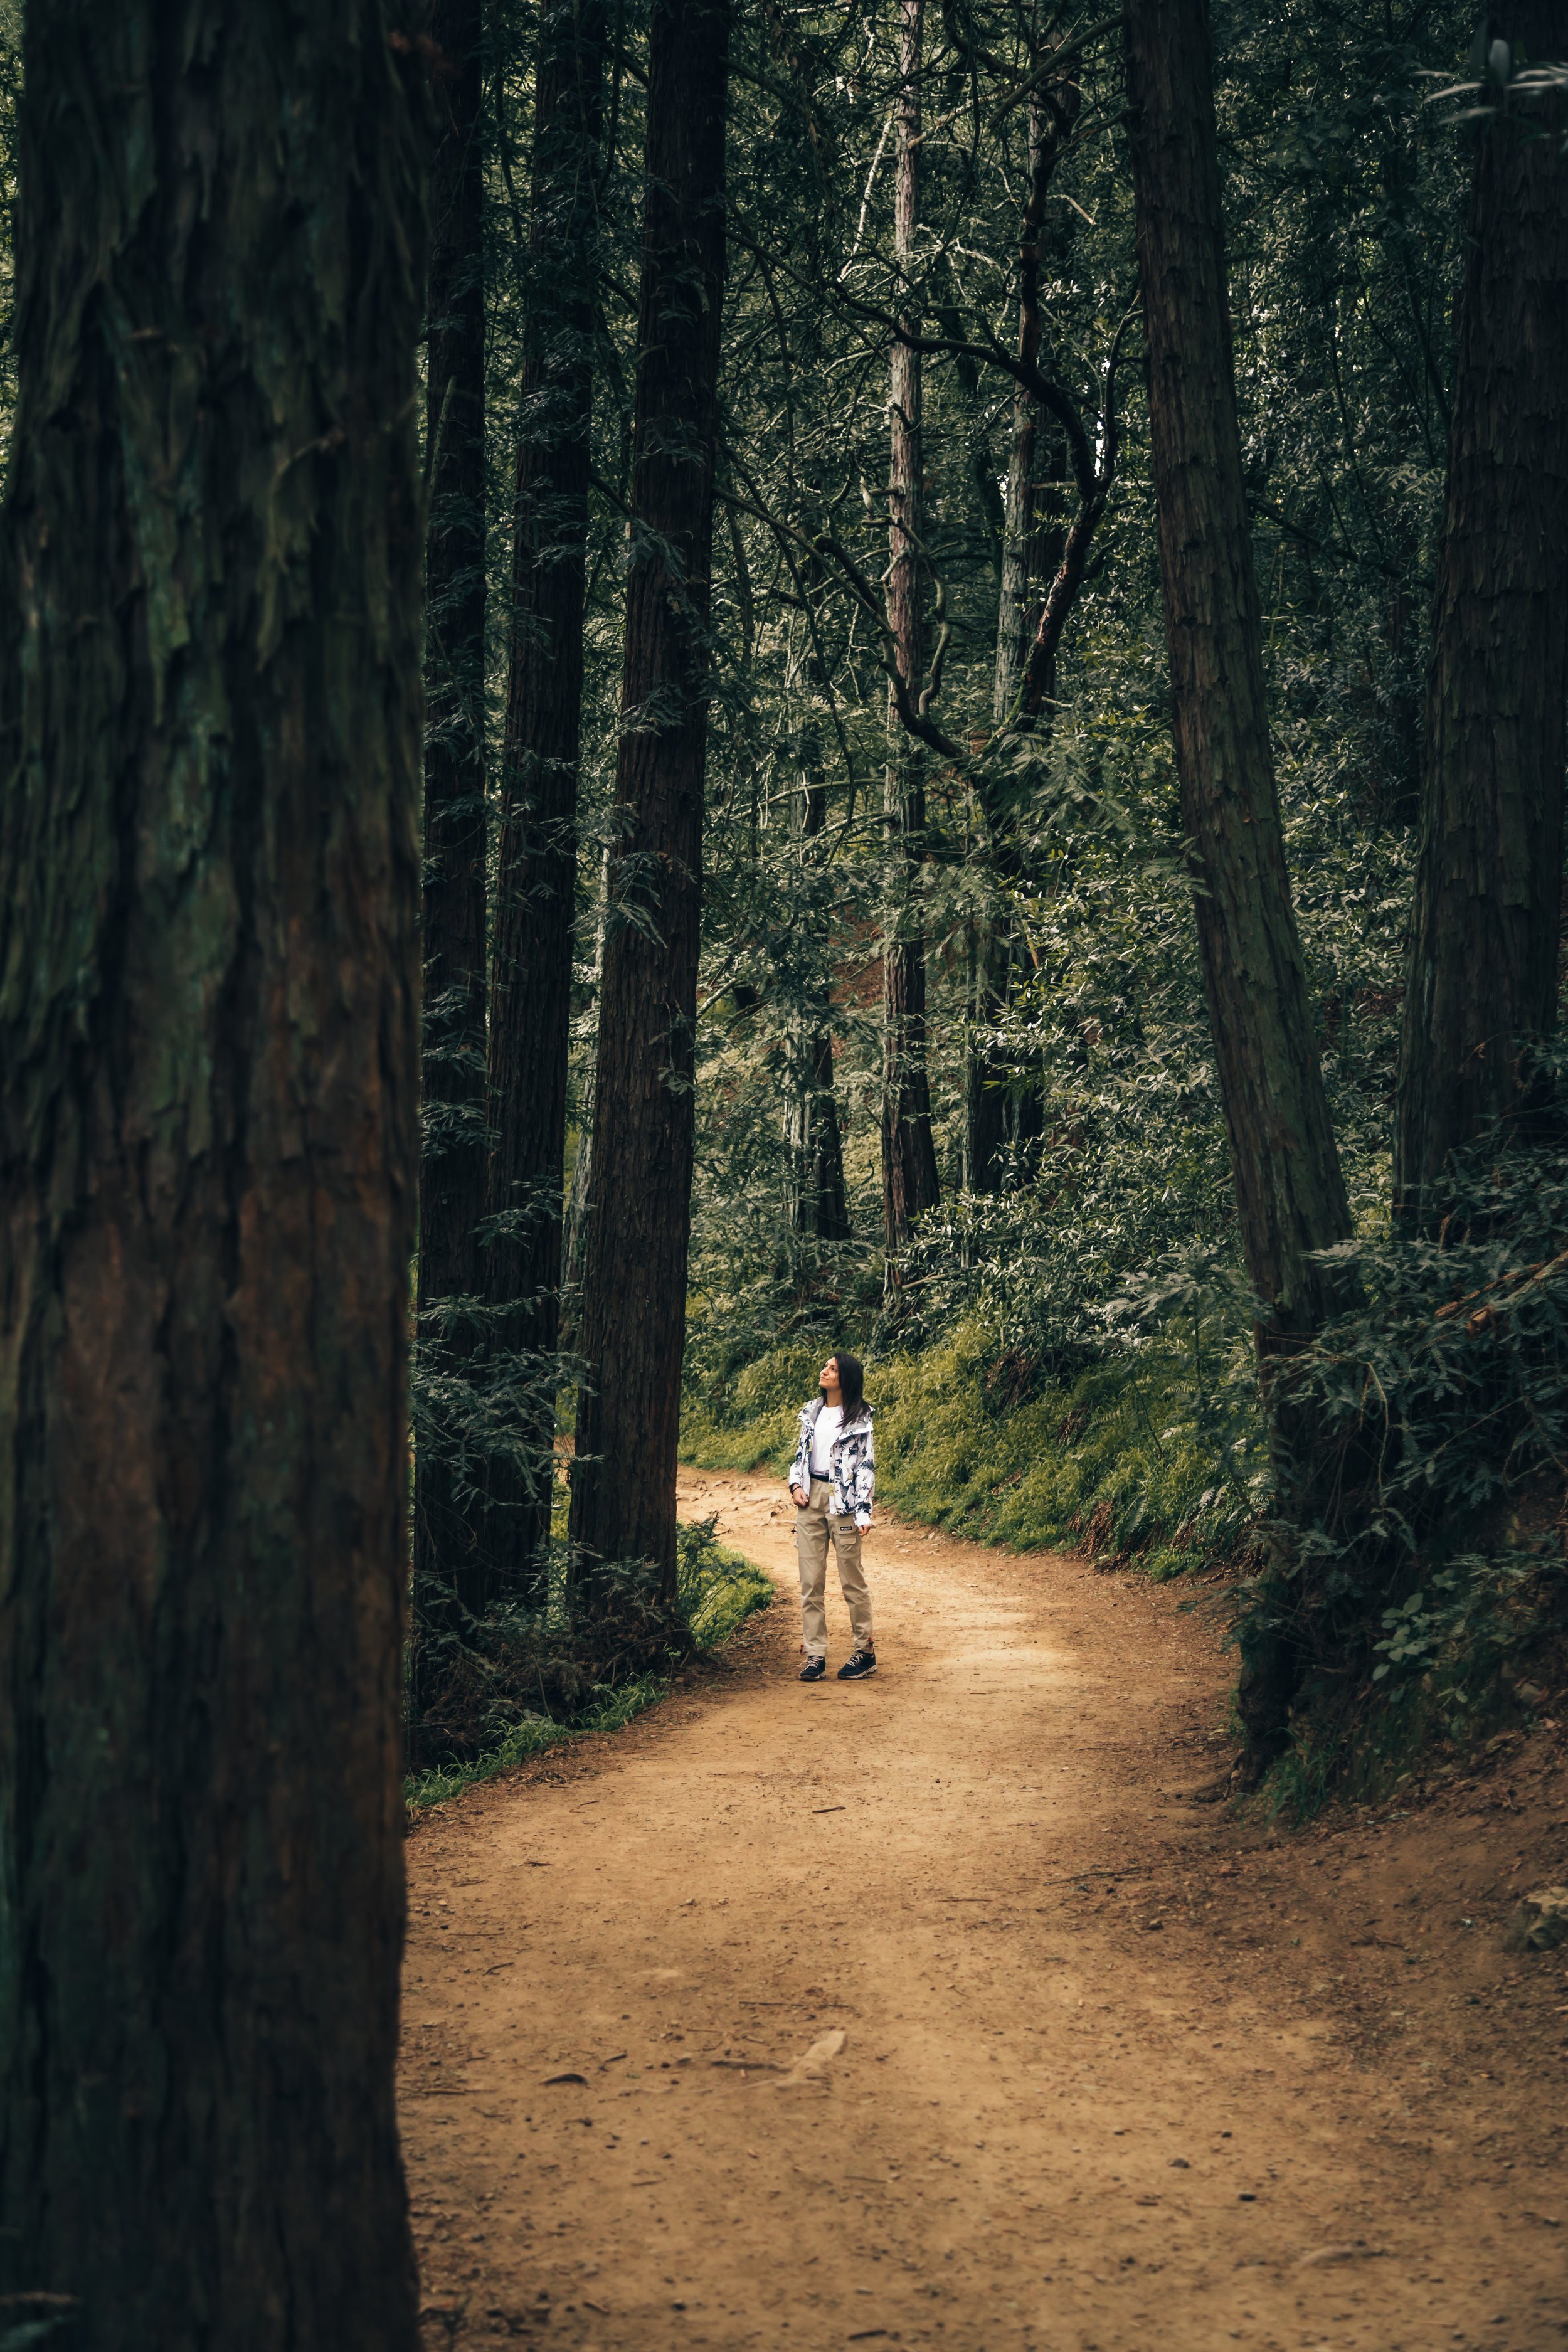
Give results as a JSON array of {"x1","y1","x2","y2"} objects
[
  {"x1": 835, "y1": 282, "x2": 1096, "y2": 494},
  {"x1": 884, "y1": 652, "x2": 966, "y2": 765},
  {"x1": 920, "y1": 566, "x2": 953, "y2": 716},
  {"x1": 1013, "y1": 300, "x2": 1139, "y2": 721},
  {"x1": 712, "y1": 457, "x2": 967, "y2": 768},
  {"x1": 988, "y1": 13, "x2": 1119, "y2": 128}
]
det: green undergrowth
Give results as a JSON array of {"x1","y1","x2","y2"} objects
[
  {"x1": 680, "y1": 1316, "x2": 1261, "y2": 1579},
  {"x1": 405, "y1": 1532, "x2": 772, "y2": 1811}
]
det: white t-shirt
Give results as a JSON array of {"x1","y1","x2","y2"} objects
[{"x1": 808, "y1": 1404, "x2": 844, "y2": 1480}]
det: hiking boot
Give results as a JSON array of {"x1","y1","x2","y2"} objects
[
  {"x1": 837, "y1": 1649, "x2": 877, "y2": 1681},
  {"x1": 798, "y1": 1655, "x2": 827, "y2": 1682}
]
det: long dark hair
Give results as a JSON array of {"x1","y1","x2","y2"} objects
[{"x1": 824, "y1": 1349, "x2": 867, "y2": 1424}]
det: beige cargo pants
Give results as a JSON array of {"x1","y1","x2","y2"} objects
[{"x1": 795, "y1": 1475, "x2": 874, "y2": 1658}]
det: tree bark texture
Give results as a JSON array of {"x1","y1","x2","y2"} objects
[
  {"x1": 0, "y1": 9, "x2": 426, "y2": 2348},
  {"x1": 568, "y1": 0, "x2": 730, "y2": 1621},
  {"x1": 785, "y1": 1019, "x2": 852, "y2": 1242},
  {"x1": 480, "y1": 0, "x2": 607, "y2": 1598},
  {"x1": 1123, "y1": 0, "x2": 1353, "y2": 1354},
  {"x1": 785, "y1": 758, "x2": 851, "y2": 1243},
  {"x1": 992, "y1": 416, "x2": 1067, "y2": 727},
  {"x1": 1394, "y1": 11, "x2": 1568, "y2": 1220},
  {"x1": 963, "y1": 935, "x2": 1044, "y2": 1194},
  {"x1": 882, "y1": 0, "x2": 941, "y2": 1263},
  {"x1": 413, "y1": 0, "x2": 490, "y2": 1673},
  {"x1": 559, "y1": 837, "x2": 613, "y2": 1346},
  {"x1": 1125, "y1": 0, "x2": 1361, "y2": 1768}
]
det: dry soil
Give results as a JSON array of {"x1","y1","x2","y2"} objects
[{"x1": 401, "y1": 1468, "x2": 1568, "y2": 2352}]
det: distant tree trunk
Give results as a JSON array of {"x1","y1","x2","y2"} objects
[
  {"x1": 964, "y1": 934, "x2": 1046, "y2": 1194},
  {"x1": 1395, "y1": 13, "x2": 1568, "y2": 1221},
  {"x1": 882, "y1": 0, "x2": 941, "y2": 1265},
  {"x1": 992, "y1": 75, "x2": 1077, "y2": 731},
  {"x1": 0, "y1": 9, "x2": 426, "y2": 2347},
  {"x1": 412, "y1": 0, "x2": 490, "y2": 1695},
  {"x1": 480, "y1": 0, "x2": 608, "y2": 1601},
  {"x1": 785, "y1": 747, "x2": 852, "y2": 1242},
  {"x1": 970, "y1": 67, "x2": 1077, "y2": 1195},
  {"x1": 786, "y1": 1021, "x2": 852, "y2": 1241},
  {"x1": 1123, "y1": 0, "x2": 1356, "y2": 1767},
  {"x1": 993, "y1": 422, "x2": 1066, "y2": 728},
  {"x1": 568, "y1": 0, "x2": 731, "y2": 1638}
]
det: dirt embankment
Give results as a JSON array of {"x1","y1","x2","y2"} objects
[{"x1": 401, "y1": 1470, "x2": 1568, "y2": 2352}]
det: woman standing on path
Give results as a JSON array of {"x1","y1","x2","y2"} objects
[{"x1": 788, "y1": 1351, "x2": 877, "y2": 1682}]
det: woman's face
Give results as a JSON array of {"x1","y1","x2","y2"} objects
[{"x1": 820, "y1": 1355, "x2": 840, "y2": 1396}]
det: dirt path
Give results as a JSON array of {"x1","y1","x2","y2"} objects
[{"x1": 401, "y1": 1471, "x2": 1568, "y2": 2352}]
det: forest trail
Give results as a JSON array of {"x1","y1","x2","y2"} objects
[{"x1": 402, "y1": 1472, "x2": 1568, "y2": 2352}]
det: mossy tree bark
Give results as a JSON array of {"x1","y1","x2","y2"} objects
[
  {"x1": 413, "y1": 0, "x2": 491, "y2": 1695},
  {"x1": 482, "y1": 0, "x2": 607, "y2": 1601},
  {"x1": 0, "y1": 6, "x2": 426, "y2": 2347},
  {"x1": 1394, "y1": 11, "x2": 1568, "y2": 1221},
  {"x1": 882, "y1": 0, "x2": 941, "y2": 1266},
  {"x1": 568, "y1": 0, "x2": 730, "y2": 1638},
  {"x1": 1123, "y1": 0, "x2": 1357, "y2": 1764}
]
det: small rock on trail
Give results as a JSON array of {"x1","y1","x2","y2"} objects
[{"x1": 773, "y1": 2027, "x2": 847, "y2": 2088}]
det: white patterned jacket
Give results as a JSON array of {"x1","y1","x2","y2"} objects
[{"x1": 787, "y1": 1397, "x2": 876, "y2": 1528}]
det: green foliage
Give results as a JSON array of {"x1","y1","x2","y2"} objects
[
  {"x1": 408, "y1": 0, "x2": 1544, "y2": 1800},
  {"x1": 405, "y1": 1524, "x2": 771, "y2": 1809},
  {"x1": 682, "y1": 1312, "x2": 1260, "y2": 1581},
  {"x1": 684, "y1": 1125, "x2": 1568, "y2": 1809},
  {"x1": 1232, "y1": 1119, "x2": 1568, "y2": 1806},
  {"x1": 405, "y1": 1672, "x2": 671, "y2": 1811},
  {"x1": 676, "y1": 1515, "x2": 775, "y2": 1643}
]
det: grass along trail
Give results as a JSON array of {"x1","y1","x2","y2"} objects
[{"x1": 401, "y1": 1470, "x2": 1568, "y2": 2352}]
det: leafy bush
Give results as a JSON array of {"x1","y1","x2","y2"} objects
[
  {"x1": 1232, "y1": 1121, "x2": 1568, "y2": 1800},
  {"x1": 405, "y1": 1520, "x2": 772, "y2": 1808},
  {"x1": 681, "y1": 1310, "x2": 1259, "y2": 1579}
]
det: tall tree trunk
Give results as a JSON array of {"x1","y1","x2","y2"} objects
[
  {"x1": 0, "y1": 8, "x2": 426, "y2": 2346},
  {"x1": 785, "y1": 747, "x2": 852, "y2": 1243},
  {"x1": 993, "y1": 415, "x2": 1066, "y2": 728},
  {"x1": 560, "y1": 836, "x2": 613, "y2": 1345},
  {"x1": 1123, "y1": 0, "x2": 1355, "y2": 1766},
  {"x1": 568, "y1": 0, "x2": 731, "y2": 1636},
  {"x1": 481, "y1": 0, "x2": 608, "y2": 1601},
  {"x1": 992, "y1": 75, "x2": 1077, "y2": 731},
  {"x1": 412, "y1": 0, "x2": 490, "y2": 1698},
  {"x1": 882, "y1": 0, "x2": 941, "y2": 1266},
  {"x1": 1395, "y1": 13, "x2": 1568, "y2": 1220},
  {"x1": 785, "y1": 1022, "x2": 852, "y2": 1241},
  {"x1": 970, "y1": 66, "x2": 1077, "y2": 1196},
  {"x1": 963, "y1": 928, "x2": 1008, "y2": 1195}
]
